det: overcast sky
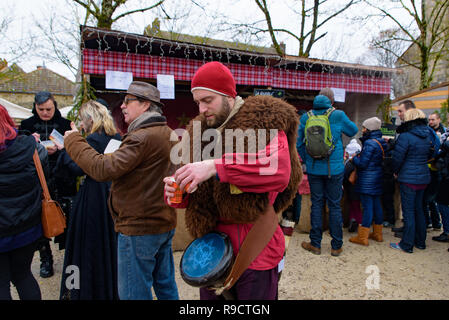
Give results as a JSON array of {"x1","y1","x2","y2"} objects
[{"x1": 1, "y1": 0, "x2": 417, "y2": 82}]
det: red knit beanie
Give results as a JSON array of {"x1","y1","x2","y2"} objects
[{"x1": 191, "y1": 62, "x2": 237, "y2": 98}]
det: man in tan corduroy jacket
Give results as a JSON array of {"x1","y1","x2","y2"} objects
[{"x1": 64, "y1": 81, "x2": 178, "y2": 300}]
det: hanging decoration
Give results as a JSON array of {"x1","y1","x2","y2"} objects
[{"x1": 80, "y1": 26, "x2": 394, "y2": 95}]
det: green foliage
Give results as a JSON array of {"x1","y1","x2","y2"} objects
[
  {"x1": 67, "y1": 75, "x2": 96, "y2": 122},
  {"x1": 436, "y1": 99, "x2": 449, "y2": 125},
  {"x1": 0, "y1": 59, "x2": 25, "y2": 83},
  {"x1": 376, "y1": 97, "x2": 393, "y2": 124}
]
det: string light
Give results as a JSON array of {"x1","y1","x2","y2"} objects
[
  {"x1": 79, "y1": 26, "x2": 394, "y2": 93},
  {"x1": 135, "y1": 38, "x2": 141, "y2": 54}
]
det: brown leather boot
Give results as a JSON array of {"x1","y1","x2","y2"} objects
[
  {"x1": 369, "y1": 224, "x2": 383, "y2": 242},
  {"x1": 331, "y1": 247, "x2": 343, "y2": 257},
  {"x1": 301, "y1": 241, "x2": 321, "y2": 255},
  {"x1": 349, "y1": 226, "x2": 370, "y2": 246}
]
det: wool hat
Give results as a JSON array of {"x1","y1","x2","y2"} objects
[
  {"x1": 126, "y1": 81, "x2": 164, "y2": 107},
  {"x1": 362, "y1": 117, "x2": 382, "y2": 131},
  {"x1": 191, "y1": 62, "x2": 237, "y2": 98}
]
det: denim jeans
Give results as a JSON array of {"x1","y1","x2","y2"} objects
[
  {"x1": 360, "y1": 194, "x2": 383, "y2": 228},
  {"x1": 423, "y1": 171, "x2": 442, "y2": 228},
  {"x1": 293, "y1": 193, "x2": 302, "y2": 223},
  {"x1": 308, "y1": 173, "x2": 344, "y2": 250},
  {"x1": 117, "y1": 230, "x2": 179, "y2": 300},
  {"x1": 382, "y1": 179, "x2": 396, "y2": 225},
  {"x1": 399, "y1": 184, "x2": 427, "y2": 251},
  {"x1": 199, "y1": 267, "x2": 279, "y2": 300},
  {"x1": 437, "y1": 203, "x2": 449, "y2": 234}
]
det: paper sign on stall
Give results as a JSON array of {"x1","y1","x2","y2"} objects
[
  {"x1": 106, "y1": 71, "x2": 133, "y2": 90},
  {"x1": 331, "y1": 88, "x2": 346, "y2": 103},
  {"x1": 157, "y1": 74, "x2": 175, "y2": 99}
]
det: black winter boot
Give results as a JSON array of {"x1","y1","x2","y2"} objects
[
  {"x1": 348, "y1": 219, "x2": 358, "y2": 233},
  {"x1": 39, "y1": 240, "x2": 54, "y2": 278}
]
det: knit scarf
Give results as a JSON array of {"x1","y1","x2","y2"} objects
[{"x1": 127, "y1": 111, "x2": 161, "y2": 133}]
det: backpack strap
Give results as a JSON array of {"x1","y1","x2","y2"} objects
[
  {"x1": 323, "y1": 108, "x2": 335, "y2": 178},
  {"x1": 325, "y1": 107, "x2": 335, "y2": 143},
  {"x1": 324, "y1": 107, "x2": 335, "y2": 117}
]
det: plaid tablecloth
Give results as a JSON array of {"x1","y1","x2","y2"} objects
[{"x1": 83, "y1": 49, "x2": 391, "y2": 94}]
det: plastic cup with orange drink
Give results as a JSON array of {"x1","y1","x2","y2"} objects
[{"x1": 168, "y1": 177, "x2": 192, "y2": 204}]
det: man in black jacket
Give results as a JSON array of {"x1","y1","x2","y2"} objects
[{"x1": 19, "y1": 91, "x2": 76, "y2": 278}]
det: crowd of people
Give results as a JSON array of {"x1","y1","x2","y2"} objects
[{"x1": 0, "y1": 61, "x2": 448, "y2": 301}]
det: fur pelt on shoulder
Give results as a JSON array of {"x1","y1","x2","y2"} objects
[{"x1": 183, "y1": 95, "x2": 302, "y2": 238}]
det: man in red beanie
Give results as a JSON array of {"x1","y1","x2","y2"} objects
[{"x1": 163, "y1": 61, "x2": 302, "y2": 300}]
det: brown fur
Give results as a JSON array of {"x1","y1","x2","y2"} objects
[{"x1": 184, "y1": 95, "x2": 302, "y2": 238}]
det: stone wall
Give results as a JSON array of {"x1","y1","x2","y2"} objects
[{"x1": 0, "y1": 92, "x2": 73, "y2": 110}]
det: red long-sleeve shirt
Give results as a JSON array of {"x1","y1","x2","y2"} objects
[{"x1": 167, "y1": 130, "x2": 291, "y2": 270}]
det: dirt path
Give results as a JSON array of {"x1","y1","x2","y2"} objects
[{"x1": 12, "y1": 228, "x2": 449, "y2": 300}]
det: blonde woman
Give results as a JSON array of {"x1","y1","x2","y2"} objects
[
  {"x1": 58, "y1": 100, "x2": 121, "y2": 299},
  {"x1": 390, "y1": 108, "x2": 438, "y2": 253}
]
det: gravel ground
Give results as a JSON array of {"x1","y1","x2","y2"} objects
[{"x1": 11, "y1": 227, "x2": 449, "y2": 300}]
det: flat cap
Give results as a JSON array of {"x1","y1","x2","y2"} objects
[{"x1": 126, "y1": 81, "x2": 164, "y2": 107}]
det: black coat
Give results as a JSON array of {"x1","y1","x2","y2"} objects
[
  {"x1": 392, "y1": 119, "x2": 436, "y2": 185},
  {"x1": 343, "y1": 158, "x2": 359, "y2": 201},
  {"x1": 0, "y1": 135, "x2": 47, "y2": 238},
  {"x1": 436, "y1": 138, "x2": 449, "y2": 205},
  {"x1": 19, "y1": 107, "x2": 72, "y2": 162},
  {"x1": 60, "y1": 132, "x2": 120, "y2": 300},
  {"x1": 19, "y1": 108, "x2": 77, "y2": 199}
]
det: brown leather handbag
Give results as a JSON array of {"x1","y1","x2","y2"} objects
[
  {"x1": 349, "y1": 168, "x2": 357, "y2": 185},
  {"x1": 33, "y1": 149, "x2": 66, "y2": 238},
  {"x1": 349, "y1": 139, "x2": 384, "y2": 186}
]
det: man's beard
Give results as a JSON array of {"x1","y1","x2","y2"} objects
[{"x1": 206, "y1": 97, "x2": 231, "y2": 128}]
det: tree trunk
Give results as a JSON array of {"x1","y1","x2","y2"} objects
[
  {"x1": 419, "y1": 46, "x2": 431, "y2": 90},
  {"x1": 96, "y1": 16, "x2": 113, "y2": 29}
]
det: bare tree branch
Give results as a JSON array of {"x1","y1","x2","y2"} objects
[
  {"x1": 113, "y1": 0, "x2": 166, "y2": 22},
  {"x1": 254, "y1": 0, "x2": 284, "y2": 55},
  {"x1": 251, "y1": 0, "x2": 361, "y2": 57},
  {"x1": 366, "y1": 0, "x2": 449, "y2": 89}
]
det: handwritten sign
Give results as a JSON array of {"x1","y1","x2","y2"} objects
[
  {"x1": 331, "y1": 88, "x2": 346, "y2": 103},
  {"x1": 105, "y1": 71, "x2": 133, "y2": 90},
  {"x1": 157, "y1": 74, "x2": 175, "y2": 99}
]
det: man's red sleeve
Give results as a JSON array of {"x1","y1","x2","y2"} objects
[{"x1": 214, "y1": 130, "x2": 291, "y2": 193}]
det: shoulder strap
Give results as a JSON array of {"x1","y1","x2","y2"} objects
[
  {"x1": 372, "y1": 139, "x2": 385, "y2": 158},
  {"x1": 218, "y1": 204, "x2": 278, "y2": 293},
  {"x1": 33, "y1": 149, "x2": 51, "y2": 201},
  {"x1": 325, "y1": 107, "x2": 335, "y2": 117}
]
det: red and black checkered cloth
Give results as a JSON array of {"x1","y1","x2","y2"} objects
[{"x1": 83, "y1": 49, "x2": 390, "y2": 94}]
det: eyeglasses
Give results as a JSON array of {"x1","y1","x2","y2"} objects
[{"x1": 123, "y1": 97, "x2": 139, "y2": 106}]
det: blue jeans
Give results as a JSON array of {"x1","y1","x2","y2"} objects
[
  {"x1": 293, "y1": 193, "x2": 302, "y2": 223},
  {"x1": 360, "y1": 194, "x2": 383, "y2": 228},
  {"x1": 117, "y1": 230, "x2": 179, "y2": 300},
  {"x1": 399, "y1": 184, "x2": 427, "y2": 251},
  {"x1": 437, "y1": 203, "x2": 449, "y2": 234},
  {"x1": 308, "y1": 173, "x2": 344, "y2": 250},
  {"x1": 423, "y1": 171, "x2": 442, "y2": 228}
]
